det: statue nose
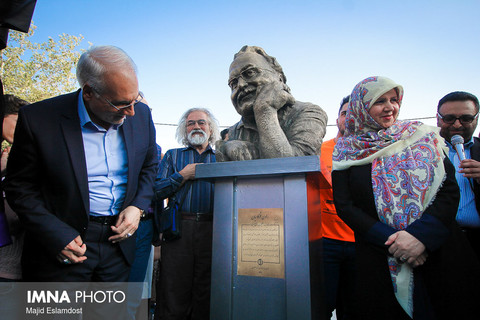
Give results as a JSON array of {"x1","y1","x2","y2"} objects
[{"x1": 237, "y1": 76, "x2": 248, "y2": 88}]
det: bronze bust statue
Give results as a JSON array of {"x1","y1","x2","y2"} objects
[{"x1": 216, "y1": 45, "x2": 328, "y2": 161}]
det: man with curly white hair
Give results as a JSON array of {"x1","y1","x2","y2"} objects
[{"x1": 154, "y1": 107, "x2": 219, "y2": 320}]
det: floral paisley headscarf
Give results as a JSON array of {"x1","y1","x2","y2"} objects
[{"x1": 332, "y1": 76, "x2": 447, "y2": 317}]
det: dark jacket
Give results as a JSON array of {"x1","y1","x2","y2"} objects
[{"x1": 470, "y1": 136, "x2": 480, "y2": 216}]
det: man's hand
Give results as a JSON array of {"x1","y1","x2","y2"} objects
[
  {"x1": 179, "y1": 163, "x2": 197, "y2": 181},
  {"x1": 1, "y1": 146, "x2": 11, "y2": 175},
  {"x1": 57, "y1": 235, "x2": 87, "y2": 264},
  {"x1": 254, "y1": 81, "x2": 295, "y2": 112},
  {"x1": 109, "y1": 206, "x2": 142, "y2": 243},
  {"x1": 459, "y1": 159, "x2": 480, "y2": 183},
  {"x1": 385, "y1": 230, "x2": 426, "y2": 265}
]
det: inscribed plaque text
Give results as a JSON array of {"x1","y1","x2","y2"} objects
[{"x1": 237, "y1": 208, "x2": 285, "y2": 279}]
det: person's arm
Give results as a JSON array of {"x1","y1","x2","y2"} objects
[
  {"x1": 402, "y1": 157, "x2": 459, "y2": 251},
  {"x1": 1, "y1": 146, "x2": 10, "y2": 177},
  {"x1": 154, "y1": 150, "x2": 184, "y2": 201},
  {"x1": 332, "y1": 167, "x2": 397, "y2": 250},
  {"x1": 4, "y1": 108, "x2": 80, "y2": 258},
  {"x1": 458, "y1": 158, "x2": 480, "y2": 184},
  {"x1": 384, "y1": 157, "x2": 459, "y2": 267}
]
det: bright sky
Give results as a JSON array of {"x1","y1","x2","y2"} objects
[{"x1": 28, "y1": 0, "x2": 480, "y2": 152}]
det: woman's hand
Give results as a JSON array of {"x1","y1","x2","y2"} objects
[
  {"x1": 408, "y1": 251, "x2": 428, "y2": 268},
  {"x1": 385, "y1": 230, "x2": 426, "y2": 266}
]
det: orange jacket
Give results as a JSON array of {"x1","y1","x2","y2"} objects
[{"x1": 307, "y1": 139, "x2": 354, "y2": 242}]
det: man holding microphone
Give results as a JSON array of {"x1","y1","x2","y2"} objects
[{"x1": 437, "y1": 91, "x2": 480, "y2": 259}]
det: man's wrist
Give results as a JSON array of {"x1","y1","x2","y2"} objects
[{"x1": 132, "y1": 206, "x2": 145, "y2": 218}]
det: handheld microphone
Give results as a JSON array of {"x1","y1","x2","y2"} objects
[{"x1": 451, "y1": 134, "x2": 466, "y2": 161}]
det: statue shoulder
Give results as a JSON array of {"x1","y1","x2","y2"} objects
[
  {"x1": 284, "y1": 101, "x2": 328, "y2": 125},
  {"x1": 293, "y1": 101, "x2": 327, "y2": 115}
]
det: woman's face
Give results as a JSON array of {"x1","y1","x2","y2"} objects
[{"x1": 368, "y1": 89, "x2": 400, "y2": 128}]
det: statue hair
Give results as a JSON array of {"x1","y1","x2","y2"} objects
[{"x1": 234, "y1": 45, "x2": 287, "y2": 84}]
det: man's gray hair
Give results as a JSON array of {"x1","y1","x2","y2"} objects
[
  {"x1": 176, "y1": 107, "x2": 220, "y2": 146},
  {"x1": 76, "y1": 45, "x2": 137, "y2": 93}
]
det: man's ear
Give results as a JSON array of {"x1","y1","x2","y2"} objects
[{"x1": 82, "y1": 85, "x2": 94, "y2": 101}]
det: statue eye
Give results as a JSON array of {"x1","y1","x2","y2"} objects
[
  {"x1": 228, "y1": 79, "x2": 238, "y2": 90},
  {"x1": 242, "y1": 68, "x2": 258, "y2": 79}
]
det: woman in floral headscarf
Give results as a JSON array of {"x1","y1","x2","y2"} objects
[{"x1": 332, "y1": 76, "x2": 480, "y2": 319}]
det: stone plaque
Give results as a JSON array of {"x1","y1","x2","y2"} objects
[{"x1": 237, "y1": 208, "x2": 285, "y2": 279}]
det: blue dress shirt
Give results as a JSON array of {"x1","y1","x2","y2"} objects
[
  {"x1": 447, "y1": 137, "x2": 480, "y2": 227},
  {"x1": 78, "y1": 92, "x2": 128, "y2": 216}
]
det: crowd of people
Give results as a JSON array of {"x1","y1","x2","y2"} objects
[{"x1": 0, "y1": 43, "x2": 479, "y2": 320}]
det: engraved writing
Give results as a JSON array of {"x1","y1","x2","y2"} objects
[
  {"x1": 237, "y1": 208, "x2": 285, "y2": 279},
  {"x1": 241, "y1": 225, "x2": 280, "y2": 264}
]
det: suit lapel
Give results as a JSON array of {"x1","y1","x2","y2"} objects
[
  {"x1": 122, "y1": 117, "x2": 135, "y2": 206},
  {"x1": 60, "y1": 91, "x2": 90, "y2": 215},
  {"x1": 471, "y1": 137, "x2": 480, "y2": 160},
  {"x1": 470, "y1": 138, "x2": 480, "y2": 214}
]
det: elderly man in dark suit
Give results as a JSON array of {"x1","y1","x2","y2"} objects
[{"x1": 4, "y1": 45, "x2": 158, "y2": 282}]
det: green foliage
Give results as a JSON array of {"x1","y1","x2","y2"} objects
[{"x1": 0, "y1": 23, "x2": 86, "y2": 103}]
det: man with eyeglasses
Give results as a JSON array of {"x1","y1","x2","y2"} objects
[
  {"x1": 4, "y1": 46, "x2": 158, "y2": 284},
  {"x1": 437, "y1": 91, "x2": 480, "y2": 259},
  {"x1": 216, "y1": 45, "x2": 328, "y2": 161},
  {"x1": 154, "y1": 107, "x2": 219, "y2": 320}
]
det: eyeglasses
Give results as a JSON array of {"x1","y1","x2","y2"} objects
[
  {"x1": 92, "y1": 87, "x2": 144, "y2": 111},
  {"x1": 228, "y1": 67, "x2": 275, "y2": 90},
  {"x1": 437, "y1": 111, "x2": 479, "y2": 125},
  {"x1": 187, "y1": 119, "x2": 207, "y2": 127}
]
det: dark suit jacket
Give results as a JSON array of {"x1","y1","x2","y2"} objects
[
  {"x1": 470, "y1": 137, "x2": 480, "y2": 215},
  {"x1": 4, "y1": 90, "x2": 158, "y2": 280}
]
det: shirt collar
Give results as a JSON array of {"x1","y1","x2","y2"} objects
[
  {"x1": 464, "y1": 136, "x2": 475, "y2": 148},
  {"x1": 183, "y1": 144, "x2": 216, "y2": 154}
]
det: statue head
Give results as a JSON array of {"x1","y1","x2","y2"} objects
[{"x1": 228, "y1": 45, "x2": 290, "y2": 118}]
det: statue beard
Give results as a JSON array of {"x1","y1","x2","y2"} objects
[{"x1": 187, "y1": 129, "x2": 209, "y2": 146}]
